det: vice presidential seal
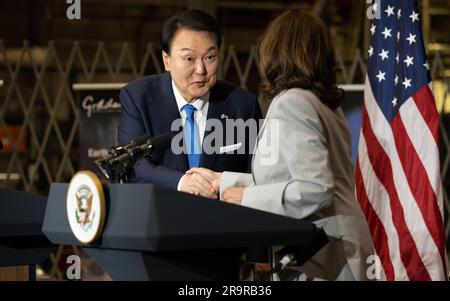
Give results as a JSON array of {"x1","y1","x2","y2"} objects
[{"x1": 67, "y1": 171, "x2": 105, "y2": 244}]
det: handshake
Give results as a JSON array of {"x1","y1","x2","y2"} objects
[{"x1": 180, "y1": 168, "x2": 245, "y2": 204}]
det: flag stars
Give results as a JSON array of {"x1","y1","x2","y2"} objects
[
  {"x1": 395, "y1": 75, "x2": 399, "y2": 86},
  {"x1": 397, "y1": 32, "x2": 401, "y2": 42},
  {"x1": 406, "y1": 33, "x2": 416, "y2": 45},
  {"x1": 370, "y1": 24, "x2": 376, "y2": 36},
  {"x1": 396, "y1": 53, "x2": 399, "y2": 63},
  {"x1": 404, "y1": 55, "x2": 414, "y2": 67},
  {"x1": 392, "y1": 97, "x2": 398, "y2": 107},
  {"x1": 385, "y1": 5, "x2": 395, "y2": 17},
  {"x1": 382, "y1": 27, "x2": 392, "y2": 39},
  {"x1": 402, "y1": 77, "x2": 412, "y2": 89},
  {"x1": 424, "y1": 62, "x2": 430, "y2": 71},
  {"x1": 379, "y1": 49, "x2": 389, "y2": 61},
  {"x1": 410, "y1": 11, "x2": 420, "y2": 23},
  {"x1": 368, "y1": 46, "x2": 374, "y2": 57},
  {"x1": 376, "y1": 70, "x2": 386, "y2": 82},
  {"x1": 397, "y1": 9, "x2": 402, "y2": 20}
]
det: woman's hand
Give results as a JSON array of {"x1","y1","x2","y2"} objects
[
  {"x1": 221, "y1": 187, "x2": 246, "y2": 205},
  {"x1": 179, "y1": 172, "x2": 217, "y2": 198},
  {"x1": 186, "y1": 167, "x2": 222, "y2": 192}
]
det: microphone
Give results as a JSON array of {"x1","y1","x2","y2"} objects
[
  {"x1": 109, "y1": 133, "x2": 172, "y2": 166},
  {"x1": 94, "y1": 134, "x2": 152, "y2": 179},
  {"x1": 100, "y1": 134, "x2": 152, "y2": 163},
  {"x1": 95, "y1": 133, "x2": 173, "y2": 181}
]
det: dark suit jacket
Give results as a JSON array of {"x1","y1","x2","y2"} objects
[{"x1": 117, "y1": 72, "x2": 262, "y2": 190}]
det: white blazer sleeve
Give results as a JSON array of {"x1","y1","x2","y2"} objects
[
  {"x1": 220, "y1": 171, "x2": 255, "y2": 197},
  {"x1": 241, "y1": 93, "x2": 334, "y2": 219}
]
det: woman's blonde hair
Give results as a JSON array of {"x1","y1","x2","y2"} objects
[{"x1": 257, "y1": 10, "x2": 344, "y2": 109}]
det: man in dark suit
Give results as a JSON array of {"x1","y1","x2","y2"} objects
[{"x1": 117, "y1": 10, "x2": 262, "y2": 198}]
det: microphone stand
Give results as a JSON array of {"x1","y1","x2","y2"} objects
[
  {"x1": 95, "y1": 150, "x2": 137, "y2": 184},
  {"x1": 95, "y1": 136, "x2": 163, "y2": 183}
]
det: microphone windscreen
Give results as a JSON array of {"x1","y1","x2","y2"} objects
[
  {"x1": 129, "y1": 134, "x2": 152, "y2": 146},
  {"x1": 150, "y1": 133, "x2": 172, "y2": 152}
]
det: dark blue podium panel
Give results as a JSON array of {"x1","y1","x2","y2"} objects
[
  {"x1": 0, "y1": 188, "x2": 55, "y2": 267},
  {"x1": 42, "y1": 183, "x2": 327, "y2": 280},
  {"x1": 43, "y1": 183, "x2": 321, "y2": 251}
]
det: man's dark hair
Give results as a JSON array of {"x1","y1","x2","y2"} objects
[{"x1": 160, "y1": 10, "x2": 222, "y2": 54}]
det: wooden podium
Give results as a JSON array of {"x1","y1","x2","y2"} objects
[
  {"x1": 0, "y1": 188, "x2": 55, "y2": 281},
  {"x1": 0, "y1": 266, "x2": 29, "y2": 281}
]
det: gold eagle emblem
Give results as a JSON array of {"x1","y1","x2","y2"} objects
[{"x1": 75, "y1": 186, "x2": 93, "y2": 225}]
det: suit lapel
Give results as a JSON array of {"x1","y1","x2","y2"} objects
[
  {"x1": 200, "y1": 84, "x2": 236, "y2": 169},
  {"x1": 150, "y1": 73, "x2": 189, "y2": 172}
]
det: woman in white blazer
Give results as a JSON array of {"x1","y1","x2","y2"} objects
[{"x1": 187, "y1": 10, "x2": 374, "y2": 281}]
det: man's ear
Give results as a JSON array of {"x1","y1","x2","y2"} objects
[{"x1": 162, "y1": 51, "x2": 170, "y2": 72}]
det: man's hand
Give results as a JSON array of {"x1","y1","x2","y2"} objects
[
  {"x1": 221, "y1": 187, "x2": 245, "y2": 205},
  {"x1": 180, "y1": 172, "x2": 217, "y2": 199},
  {"x1": 186, "y1": 167, "x2": 222, "y2": 192}
]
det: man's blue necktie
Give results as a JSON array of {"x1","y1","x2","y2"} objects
[{"x1": 183, "y1": 104, "x2": 201, "y2": 168}]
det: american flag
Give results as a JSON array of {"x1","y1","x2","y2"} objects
[{"x1": 355, "y1": 0, "x2": 448, "y2": 280}]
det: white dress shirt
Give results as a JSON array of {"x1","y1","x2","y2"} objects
[{"x1": 172, "y1": 81, "x2": 210, "y2": 191}]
